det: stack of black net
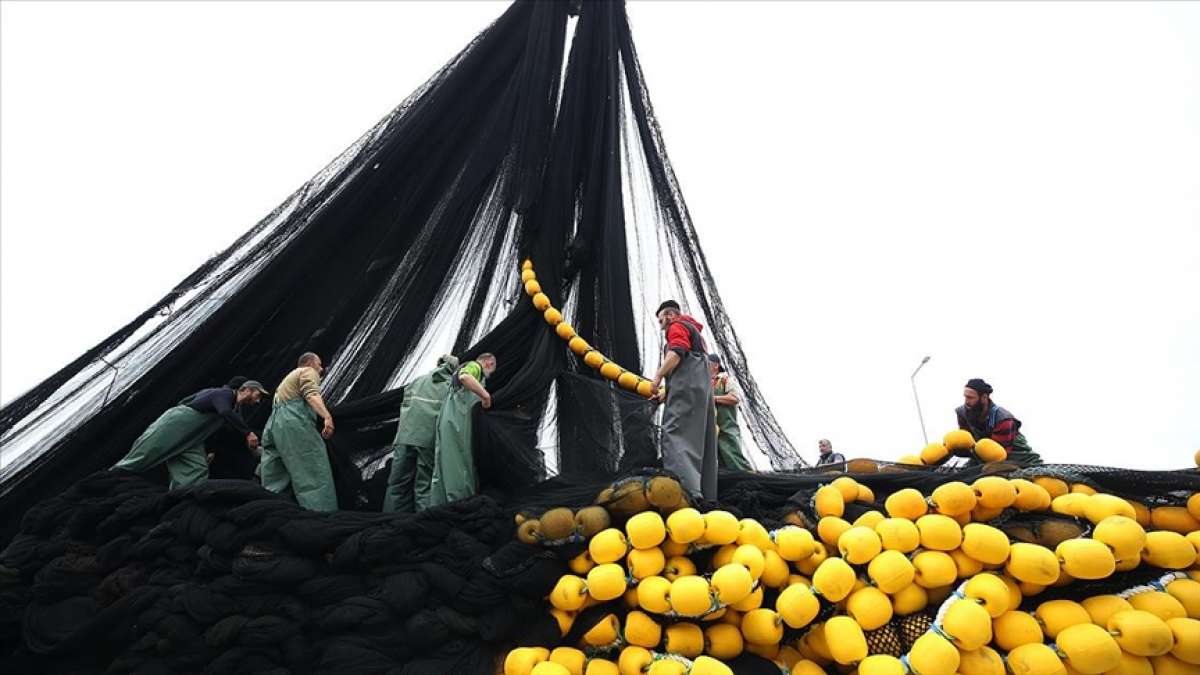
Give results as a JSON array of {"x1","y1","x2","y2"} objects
[
  {"x1": 4, "y1": 463, "x2": 1198, "y2": 672},
  {"x1": 0, "y1": 472, "x2": 564, "y2": 674}
]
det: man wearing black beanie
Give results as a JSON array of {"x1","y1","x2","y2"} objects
[{"x1": 956, "y1": 378, "x2": 1035, "y2": 459}]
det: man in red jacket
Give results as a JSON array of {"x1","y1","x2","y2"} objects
[{"x1": 650, "y1": 300, "x2": 718, "y2": 500}]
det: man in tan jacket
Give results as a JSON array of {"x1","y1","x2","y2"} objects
[{"x1": 258, "y1": 352, "x2": 338, "y2": 510}]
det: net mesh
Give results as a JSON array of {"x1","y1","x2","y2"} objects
[
  {"x1": 864, "y1": 611, "x2": 935, "y2": 657},
  {"x1": 0, "y1": 0, "x2": 804, "y2": 543}
]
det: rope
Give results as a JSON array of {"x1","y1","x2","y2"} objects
[
  {"x1": 98, "y1": 356, "x2": 121, "y2": 405},
  {"x1": 1116, "y1": 571, "x2": 1186, "y2": 599}
]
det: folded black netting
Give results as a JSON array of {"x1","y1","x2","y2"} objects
[
  {"x1": 1011, "y1": 464, "x2": 1200, "y2": 505},
  {"x1": 0, "y1": 472, "x2": 560, "y2": 673},
  {"x1": 5, "y1": 463, "x2": 1200, "y2": 672}
]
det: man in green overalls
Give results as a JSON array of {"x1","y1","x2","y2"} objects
[
  {"x1": 427, "y1": 353, "x2": 496, "y2": 508},
  {"x1": 382, "y1": 354, "x2": 460, "y2": 513},
  {"x1": 259, "y1": 352, "x2": 338, "y2": 511},
  {"x1": 113, "y1": 379, "x2": 268, "y2": 488},
  {"x1": 708, "y1": 354, "x2": 753, "y2": 471}
]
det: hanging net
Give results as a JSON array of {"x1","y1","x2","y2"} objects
[{"x1": 0, "y1": 0, "x2": 803, "y2": 542}]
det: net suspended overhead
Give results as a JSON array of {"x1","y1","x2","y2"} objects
[{"x1": 0, "y1": 0, "x2": 803, "y2": 534}]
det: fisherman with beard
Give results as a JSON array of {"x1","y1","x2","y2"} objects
[
  {"x1": 955, "y1": 378, "x2": 1035, "y2": 458},
  {"x1": 114, "y1": 378, "x2": 268, "y2": 488}
]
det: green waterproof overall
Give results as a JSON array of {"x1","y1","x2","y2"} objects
[
  {"x1": 661, "y1": 350, "x2": 719, "y2": 500},
  {"x1": 259, "y1": 398, "x2": 338, "y2": 511},
  {"x1": 383, "y1": 356, "x2": 458, "y2": 513},
  {"x1": 714, "y1": 375, "x2": 752, "y2": 471},
  {"x1": 427, "y1": 362, "x2": 486, "y2": 508},
  {"x1": 113, "y1": 404, "x2": 224, "y2": 488}
]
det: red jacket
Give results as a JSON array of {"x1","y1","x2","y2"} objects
[{"x1": 665, "y1": 315, "x2": 706, "y2": 355}]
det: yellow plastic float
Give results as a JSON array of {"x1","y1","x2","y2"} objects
[
  {"x1": 521, "y1": 260, "x2": 656, "y2": 398},
  {"x1": 506, "y1": 466, "x2": 1200, "y2": 675}
]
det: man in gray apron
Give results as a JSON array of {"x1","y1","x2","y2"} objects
[
  {"x1": 114, "y1": 379, "x2": 268, "y2": 488},
  {"x1": 382, "y1": 354, "x2": 459, "y2": 513},
  {"x1": 650, "y1": 301, "x2": 718, "y2": 500}
]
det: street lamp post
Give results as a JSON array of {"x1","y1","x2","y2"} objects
[{"x1": 911, "y1": 356, "x2": 931, "y2": 446}]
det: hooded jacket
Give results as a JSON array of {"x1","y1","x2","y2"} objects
[{"x1": 664, "y1": 315, "x2": 707, "y2": 356}]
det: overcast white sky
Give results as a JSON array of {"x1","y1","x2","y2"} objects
[{"x1": 3, "y1": 1, "x2": 1198, "y2": 469}]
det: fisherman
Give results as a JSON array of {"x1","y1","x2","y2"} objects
[
  {"x1": 650, "y1": 300, "x2": 718, "y2": 500},
  {"x1": 113, "y1": 378, "x2": 268, "y2": 488},
  {"x1": 708, "y1": 354, "x2": 753, "y2": 471},
  {"x1": 259, "y1": 352, "x2": 338, "y2": 511},
  {"x1": 956, "y1": 378, "x2": 1034, "y2": 455},
  {"x1": 382, "y1": 354, "x2": 460, "y2": 513},
  {"x1": 815, "y1": 439, "x2": 845, "y2": 466},
  {"x1": 205, "y1": 376, "x2": 268, "y2": 477},
  {"x1": 427, "y1": 353, "x2": 497, "y2": 507}
]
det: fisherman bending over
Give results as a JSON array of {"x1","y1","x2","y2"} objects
[
  {"x1": 651, "y1": 301, "x2": 718, "y2": 500},
  {"x1": 427, "y1": 353, "x2": 496, "y2": 507},
  {"x1": 956, "y1": 378, "x2": 1034, "y2": 456},
  {"x1": 259, "y1": 352, "x2": 338, "y2": 511},
  {"x1": 383, "y1": 354, "x2": 460, "y2": 513},
  {"x1": 114, "y1": 379, "x2": 268, "y2": 488},
  {"x1": 709, "y1": 354, "x2": 752, "y2": 471}
]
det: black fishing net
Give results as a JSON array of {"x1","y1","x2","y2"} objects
[
  {"x1": 862, "y1": 611, "x2": 935, "y2": 657},
  {"x1": 1009, "y1": 465, "x2": 1200, "y2": 507},
  {"x1": 0, "y1": 471, "x2": 771, "y2": 674},
  {"x1": 3, "y1": 463, "x2": 1198, "y2": 672},
  {"x1": 0, "y1": 472, "x2": 561, "y2": 674},
  {"x1": 0, "y1": 0, "x2": 803, "y2": 544},
  {"x1": 1021, "y1": 567, "x2": 1183, "y2": 608}
]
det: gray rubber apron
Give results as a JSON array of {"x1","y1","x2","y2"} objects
[
  {"x1": 113, "y1": 404, "x2": 223, "y2": 489},
  {"x1": 714, "y1": 376, "x2": 752, "y2": 471},
  {"x1": 383, "y1": 358, "x2": 457, "y2": 513},
  {"x1": 258, "y1": 398, "x2": 337, "y2": 511},
  {"x1": 661, "y1": 350, "x2": 718, "y2": 500}
]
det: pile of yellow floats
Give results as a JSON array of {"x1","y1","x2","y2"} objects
[
  {"x1": 898, "y1": 430, "x2": 1010, "y2": 466},
  {"x1": 503, "y1": 455, "x2": 1200, "y2": 675}
]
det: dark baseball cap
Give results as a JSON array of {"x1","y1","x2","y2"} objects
[{"x1": 240, "y1": 380, "x2": 270, "y2": 395}]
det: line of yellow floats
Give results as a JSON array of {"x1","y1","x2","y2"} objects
[
  {"x1": 503, "y1": 435, "x2": 1200, "y2": 675},
  {"x1": 521, "y1": 260, "x2": 657, "y2": 399}
]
